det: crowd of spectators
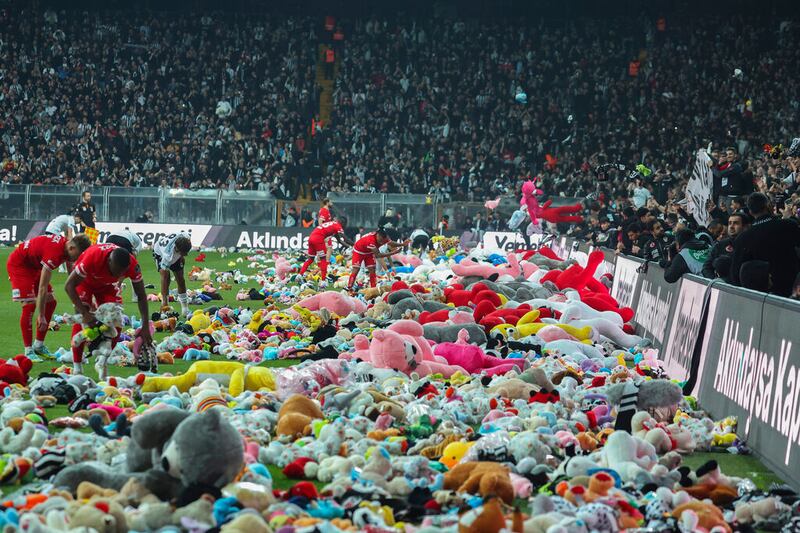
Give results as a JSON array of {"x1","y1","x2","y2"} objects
[
  {"x1": 1, "y1": 8, "x2": 798, "y2": 205},
  {"x1": 0, "y1": 7, "x2": 317, "y2": 192}
]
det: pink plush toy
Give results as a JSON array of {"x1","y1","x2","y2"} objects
[
  {"x1": 452, "y1": 253, "x2": 521, "y2": 280},
  {"x1": 339, "y1": 334, "x2": 371, "y2": 361},
  {"x1": 370, "y1": 328, "x2": 466, "y2": 377},
  {"x1": 273, "y1": 253, "x2": 294, "y2": 280},
  {"x1": 433, "y1": 329, "x2": 524, "y2": 376},
  {"x1": 275, "y1": 359, "x2": 347, "y2": 399},
  {"x1": 521, "y1": 180, "x2": 544, "y2": 226},
  {"x1": 395, "y1": 254, "x2": 423, "y2": 268},
  {"x1": 133, "y1": 322, "x2": 156, "y2": 357},
  {"x1": 386, "y1": 320, "x2": 439, "y2": 363},
  {"x1": 297, "y1": 291, "x2": 367, "y2": 316},
  {"x1": 536, "y1": 325, "x2": 580, "y2": 342}
]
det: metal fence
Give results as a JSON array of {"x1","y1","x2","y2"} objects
[{"x1": 0, "y1": 184, "x2": 581, "y2": 229}]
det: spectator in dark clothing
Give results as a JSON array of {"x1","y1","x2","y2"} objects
[
  {"x1": 74, "y1": 191, "x2": 96, "y2": 230},
  {"x1": 714, "y1": 148, "x2": 750, "y2": 208},
  {"x1": 664, "y1": 229, "x2": 711, "y2": 283},
  {"x1": 702, "y1": 211, "x2": 751, "y2": 280},
  {"x1": 730, "y1": 193, "x2": 800, "y2": 297},
  {"x1": 642, "y1": 219, "x2": 672, "y2": 266},
  {"x1": 617, "y1": 222, "x2": 643, "y2": 256},
  {"x1": 593, "y1": 219, "x2": 618, "y2": 250}
]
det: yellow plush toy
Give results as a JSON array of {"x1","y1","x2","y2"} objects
[
  {"x1": 188, "y1": 310, "x2": 211, "y2": 333},
  {"x1": 142, "y1": 361, "x2": 276, "y2": 396},
  {"x1": 440, "y1": 441, "x2": 475, "y2": 469}
]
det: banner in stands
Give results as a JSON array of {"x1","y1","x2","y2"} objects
[
  {"x1": 611, "y1": 256, "x2": 641, "y2": 310},
  {"x1": 0, "y1": 219, "x2": 37, "y2": 244},
  {"x1": 696, "y1": 287, "x2": 800, "y2": 488},
  {"x1": 633, "y1": 267, "x2": 680, "y2": 351},
  {"x1": 94, "y1": 222, "x2": 213, "y2": 248},
  {"x1": 661, "y1": 277, "x2": 709, "y2": 386}
]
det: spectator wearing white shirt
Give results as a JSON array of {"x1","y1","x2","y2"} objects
[
  {"x1": 152, "y1": 232, "x2": 192, "y2": 315},
  {"x1": 631, "y1": 178, "x2": 652, "y2": 209}
]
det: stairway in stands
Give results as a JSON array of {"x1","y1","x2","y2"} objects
[{"x1": 315, "y1": 43, "x2": 337, "y2": 125}]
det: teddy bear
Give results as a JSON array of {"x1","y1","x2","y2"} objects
[
  {"x1": 734, "y1": 496, "x2": 791, "y2": 526},
  {"x1": 275, "y1": 394, "x2": 324, "y2": 440},
  {"x1": 53, "y1": 407, "x2": 244, "y2": 504},
  {"x1": 39, "y1": 495, "x2": 129, "y2": 533},
  {"x1": 671, "y1": 499, "x2": 732, "y2": 533},
  {"x1": 70, "y1": 303, "x2": 126, "y2": 381},
  {"x1": 369, "y1": 328, "x2": 466, "y2": 378},
  {"x1": 443, "y1": 461, "x2": 515, "y2": 504}
]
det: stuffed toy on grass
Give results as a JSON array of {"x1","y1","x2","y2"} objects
[
  {"x1": 70, "y1": 303, "x2": 126, "y2": 381},
  {"x1": 433, "y1": 329, "x2": 524, "y2": 377},
  {"x1": 141, "y1": 360, "x2": 275, "y2": 396},
  {"x1": 53, "y1": 407, "x2": 244, "y2": 504},
  {"x1": 297, "y1": 291, "x2": 367, "y2": 317}
]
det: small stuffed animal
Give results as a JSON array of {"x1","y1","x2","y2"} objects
[
  {"x1": 443, "y1": 461, "x2": 515, "y2": 505},
  {"x1": 606, "y1": 378, "x2": 682, "y2": 432}
]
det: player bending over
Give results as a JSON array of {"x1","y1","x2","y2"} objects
[
  {"x1": 299, "y1": 217, "x2": 353, "y2": 285},
  {"x1": 347, "y1": 229, "x2": 407, "y2": 291},
  {"x1": 6, "y1": 234, "x2": 91, "y2": 359},
  {"x1": 153, "y1": 233, "x2": 192, "y2": 315},
  {"x1": 65, "y1": 244, "x2": 151, "y2": 375},
  {"x1": 44, "y1": 212, "x2": 82, "y2": 239}
]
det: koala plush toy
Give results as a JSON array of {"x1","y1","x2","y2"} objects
[{"x1": 53, "y1": 407, "x2": 244, "y2": 504}]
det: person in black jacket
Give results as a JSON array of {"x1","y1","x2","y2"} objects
[
  {"x1": 73, "y1": 191, "x2": 96, "y2": 230},
  {"x1": 714, "y1": 148, "x2": 752, "y2": 208},
  {"x1": 664, "y1": 229, "x2": 711, "y2": 283},
  {"x1": 730, "y1": 193, "x2": 800, "y2": 297},
  {"x1": 642, "y1": 219, "x2": 672, "y2": 266},
  {"x1": 702, "y1": 211, "x2": 750, "y2": 280}
]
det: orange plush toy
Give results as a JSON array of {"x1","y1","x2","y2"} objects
[{"x1": 443, "y1": 462, "x2": 515, "y2": 505}]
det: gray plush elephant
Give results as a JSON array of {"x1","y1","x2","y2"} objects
[{"x1": 53, "y1": 407, "x2": 244, "y2": 503}]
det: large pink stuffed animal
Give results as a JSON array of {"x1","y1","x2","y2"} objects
[
  {"x1": 297, "y1": 291, "x2": 367, "y2": 316},
  {"x1": 433, "y1": 329, "x2": 524, "y2": 376},
  {"x1": 452, "y1": 253, "x2": 521, "y2": 280},
  {"x1": 369, "y1": 328, "x2": 466, "y2": 377}
]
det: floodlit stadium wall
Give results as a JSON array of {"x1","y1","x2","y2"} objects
[{"x1": 2, "y1": 220, "x2": 799, "y2": 487}]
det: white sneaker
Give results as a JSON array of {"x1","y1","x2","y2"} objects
[{"x1": 73, "y1": 362, "x2": 84, "y2": 375}]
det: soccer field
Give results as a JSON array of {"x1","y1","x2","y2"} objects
[{"x1": 0, "y1": 245, "x2": 785, "y2": 495}]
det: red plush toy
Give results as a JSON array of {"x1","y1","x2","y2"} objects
[
  {"x1": 0, "y1": 355, "x2": 33, "y2": 385},
  {"x1": 538, "y1": 200, "x2": 584, "y2": 224}
]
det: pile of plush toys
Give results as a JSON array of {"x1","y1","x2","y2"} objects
[{"x1": 1, "y1": 245, "x2": 798, "y2": 533}]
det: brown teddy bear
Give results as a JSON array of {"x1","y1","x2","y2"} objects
[
  {"x1": 443, "y1": 461, "x2": 515, "y2": 505},
  {"x1": 66, "y1": 497, "x2": 128, "y2": 533},
  {"x1": 276, "y1": 394, "x2": 324, "y2": 439}
]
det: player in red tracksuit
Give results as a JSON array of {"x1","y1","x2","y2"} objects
[
  {"x1": 299, "y1": 217, "x2": 353, "y2": 283},
  {"x1": 64, "y1": 244, "x2": 152, "y2": 374},
  {"x1": 318, "y1": 198, "x2": 334, "y2": 264},
  {"x1": 347, "y1": 229, "x2": 408, "y2": 291},
  {"x1": 318, "y1": 198, "x2": 333, "y2": 224},
  {"x1": 6, "y1": 234, "x2": 92, "y2": 359}
]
